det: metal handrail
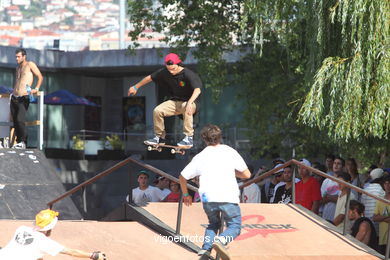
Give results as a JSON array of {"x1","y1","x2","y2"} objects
[
  {"x1": 240, "y1": 159, "x2": 390, "y2": 206},
  {"x1": 240, "y1": 159, "x2": 390, "y2": 259},
  {"x1": 47, "y1": 156, "x2": 198, "y2": 208}
]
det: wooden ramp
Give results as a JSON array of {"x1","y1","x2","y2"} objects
[
  {"x1": 0, "y1": 220, "x2": 195, "y2": 260},
  {"x1": 144, "y1": 203, "x2": 381, "y2": 260},
  {"x1": 0, "y1": 203, "x2": 382, "y2": 260}
]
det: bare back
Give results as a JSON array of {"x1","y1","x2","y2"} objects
[{"x1": 13, "y1": 61, "x2": 35, "y2": 96}]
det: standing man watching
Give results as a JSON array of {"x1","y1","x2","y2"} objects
[
  {"x1": 179, "y1": 124, "x2": 251, "y2": 260},
  {"x1": 0, "y1": 209, "x2": 106, "y2": 259},
  {"x1": 128, "y1": 53, "x2": 202, "y2": 147},
  {"x1": 127, "y1": 170, "x2": 165, "y2": 206},
  {"x1": 273, "y1": 166, "x2": 294, "y2": 204},
  {"x1": 296, "y1": 159, "x2": 322, "y2": 214},
  {"x1": 348, "y1": 200, "x2": 378, "y2": 250},
  {"x1": 11, "y1": 48, "x2": 43, "y2": 149}
]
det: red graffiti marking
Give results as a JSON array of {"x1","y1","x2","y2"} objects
[{"x1": 236, "y1": 214, "x2": 298, "y2": 240}]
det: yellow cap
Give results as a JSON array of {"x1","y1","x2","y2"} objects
[{"x1": 35, "y1": 209, "x2": 59, "y2": 230}]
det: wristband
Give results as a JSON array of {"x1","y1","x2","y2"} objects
[
  {"x1": 90, "y1": 251, "x2": 99, "y2": 260},
  {"x1": 183, "y1": 193, "x2": 190, "y2": 197},
  {"x1": 132, "y1": 85, "x2": 138, "y2": 91}
]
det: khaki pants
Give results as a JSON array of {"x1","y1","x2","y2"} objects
[{"x1": 153, "y1": 100, "x2": 196, "y2": 138}]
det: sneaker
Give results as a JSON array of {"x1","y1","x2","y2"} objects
[
  {"x1": 197, "y1": 249, "x2": 211, "y2": 260},
  {"x1": 212, "y1": 236, "x2": 230, "y2": 260},
  {"x1": 144, "y1": 136, "x2": 165, "y2": 145},
  {"x1": 177, "y1": 136, "x2": 193, "y2": 147},
  {"x1": 12, "y1": 142, "x2": 26, "y2": 149}
]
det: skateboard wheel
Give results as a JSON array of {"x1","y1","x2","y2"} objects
[
  {"x1": 171, "y1": 149, "x2": 176, "y2": 154},
  {"x1": 147, "y1": 146, "x2": 152, "y2": 151}
]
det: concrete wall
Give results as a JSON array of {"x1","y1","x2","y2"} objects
[
  {"x1": 0, "y1": 45, "x2": 246, "y2": 149},
  {"x1": 0, "y1": 46, "x2": 242, "y2": 69}
]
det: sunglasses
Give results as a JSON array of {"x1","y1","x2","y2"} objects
[{"x1": 166, "y1": 60, "x2": 174, "y2": 65}]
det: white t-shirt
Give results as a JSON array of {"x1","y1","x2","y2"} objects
[
  {"x1": 321, "y1": 178, "x2": 340, "y2": 221},
  {"x1": 0, "y1": 226, "x2": 64, "y2": 260},
  {"x1": 161, "y1": 188, "x2": 171, "y2": 199},
  {"x1": 128, "y1": 186, "x2": 165, "y2": 205},
  {"x1": 181, "y1": 144, "x2": 247, "y2": 204},
  {"x1": 241, "y1": 183, "x2": 261, "y2": 203},
  {"x1": 334, "y1": 192, "x2": 355, "y2": 232}
]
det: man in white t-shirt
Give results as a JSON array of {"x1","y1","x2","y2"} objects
[
  {"x1": 0, "y1": 209, "x2": 106, "y2": 260},
  {"x1": 127, "y1": 170, "x2": 166, "y2": 206},
  {"x1": 333, "y1": 172, "x2": 355, "y2": 233},
  {"x1": 321, "y1": 157, "x2": 344, "y2": 221},
  {"x1": 154, "y1": 176, "x2": 171, "y2": 199},
  {"x1": 179, "y1": 124, "x2": 251, "y2": 260}
]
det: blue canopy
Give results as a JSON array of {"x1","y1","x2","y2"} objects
[
  {"x1": 33, "y1": 89, "x2": 99, "y2": 106},
  {"x1": 0, "y1": 86, "x2": 12, "y2": 94}
]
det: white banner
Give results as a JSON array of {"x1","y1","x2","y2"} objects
[{"x1": 0, "y1": 96, "x2": 10, "y2": 138}]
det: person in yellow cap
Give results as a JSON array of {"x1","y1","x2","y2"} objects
[{"x1": 0, "y1": 209, "x2": 106, "y2": 260}]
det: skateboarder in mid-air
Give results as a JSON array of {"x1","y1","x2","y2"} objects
[{"x1": 128, "y1": 53, "x2": 202, "y2": 148}]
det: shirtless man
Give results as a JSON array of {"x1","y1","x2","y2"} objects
[{"x1": 11, "y1": 48, "x2": 43, "y2": 149}]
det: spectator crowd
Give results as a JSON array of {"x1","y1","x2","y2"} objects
[{"x1": 128, "y1": 155, "x2": 390, "y2": 255}]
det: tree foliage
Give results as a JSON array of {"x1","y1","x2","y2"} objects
[
  {"x1": 127, "y1": 0, "x2": 390, "y2": 164},
  {"x1": 298, "y1": 0, "x2": 390, "y2": 141}
]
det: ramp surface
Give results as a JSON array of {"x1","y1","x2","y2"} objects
[
  {"x1": 0, "y1": 149, "x2": 81, "y2": 219},
  {"x1": 144, "y1": 203, "x2": 381, "y2": 260},
  {"x1": 0, "y1": 220, "x2": 196, "y2": 260}
]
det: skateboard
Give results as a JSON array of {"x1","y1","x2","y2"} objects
[{"x1": 145, "y1": 143, "x2": 191, "y2": 155}]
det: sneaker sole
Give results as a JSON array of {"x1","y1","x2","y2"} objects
[
  {"x1": 198, "y1": 254, "x2": 212, "y2": 260},
  {"x1": 144, "y1": 141, "x2": 165, "y2": 146},
  {"x1": 212, "y1": 242, "x2": 230, "y2": 260},
  {"x1": 176, "y1": 145, "x2": 193, "y2": 148}
]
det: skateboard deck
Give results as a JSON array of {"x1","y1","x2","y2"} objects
[{"x1": 144, "y1": 143, "x2": 191, "y2": 155}]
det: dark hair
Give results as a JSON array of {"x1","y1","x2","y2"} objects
[
  {"x1": 334, "y1": 156, "x2": 345, "y2": 166},
  {"x1": 349, "y1": 200, "x2": 365, "y2": 214},
  {"x1": 382, "y1": 175, "x2": 390, "y2": 183},
  {"x1": 166, "y1": 60, "x2": 183, "y2": 67},
  {"x1": 326, "y1": 154, "x2": 335, "y2": 160},
  {"x1": 347, "y1": 158, "x2": 357, "y2": 167},
  {"x1": 313, "y1": 163, "x2": 327, "y2": 173},
  {"x1": 201, "y1": 124, "x2": 222, "y2": 145},
  {"x1": 369, "y1": 164, "x2": 378, "y2": 171},
  {"x1": 15, "y1": 48, "x2": 27, "y2": 56},
  {"x1": 338, "y1": 172, "x2": 352, "y2": 182}
]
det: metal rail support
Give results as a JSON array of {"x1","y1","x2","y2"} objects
[{"x1": 176, "y1": 191, "x2": 184, "y2": 234}]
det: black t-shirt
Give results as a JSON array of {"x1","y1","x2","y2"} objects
[
  {"x1": 351, "y1": 217, "x2": 378, "y2": 250},
  {"x1": 273, "y1": 184, "x2": 292, "y2": 204},
  {"x1": 151, "y1": 67, "x2": 202, "y2": 101},
  {"x1": 267, "y1": 182, "x2": 276, "y2": 202}
]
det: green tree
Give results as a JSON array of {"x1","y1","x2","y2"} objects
[
  {"x1": 21, "y1": 1, "x2": 44, "y2": 19},
  {"x1": 127, "y1": 0, "x2": 390, "y2": 165},
  {"x1": 297, "y1": 0, "x2": 390, "y2": 142}
]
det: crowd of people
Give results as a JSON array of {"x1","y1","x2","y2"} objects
[
  {"x1": 129, "y1": 154, "x2": 390, "y2": 255},
  {"x1": 231, "y1": 156, "x2": 390, "y2": 255}
]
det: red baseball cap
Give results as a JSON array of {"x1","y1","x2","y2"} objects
[{"x1": 165, "y1": 53, "x2": 182, "y2": 65}]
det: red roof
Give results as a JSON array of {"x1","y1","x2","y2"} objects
[
  {"x1": 0, "y1": 35, "x2": 21, "y2": 46},
  {"x1": 0, "y1": 25, "x2": 21, "y2": 31},
  {"x1": 6, "y1": 6, "x2": 20, "y2": 11},
  {"x1": 23, "y1": 29, "x2": 60, "y2": 37}
]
